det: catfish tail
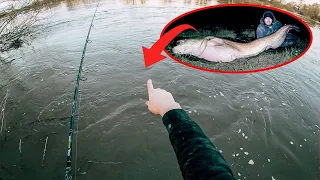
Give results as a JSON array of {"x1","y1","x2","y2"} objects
[{"x1": 287, "y1": 24, "x2": 300, "y2": 32}]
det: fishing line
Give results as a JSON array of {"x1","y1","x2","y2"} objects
[{"x1": 65, "y1": 3, "x2": 99, "y2": 180}]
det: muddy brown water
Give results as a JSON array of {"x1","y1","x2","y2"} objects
[{"x1": 0, "y1": 0, "x2": 319, "y2": 179}]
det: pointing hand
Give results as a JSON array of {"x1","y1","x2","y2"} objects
[{"x1": 146, "y1": 79, "x2": 181, "y2": 117}]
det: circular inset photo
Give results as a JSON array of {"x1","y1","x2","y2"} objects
[{"x1": 163, "y1": 4, "x2": 312, "y2": 73}]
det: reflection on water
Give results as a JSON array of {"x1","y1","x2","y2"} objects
[
  {"x1": 24, "y1": 0, "x2": 319, "y2": 26},
  {"x1": 195, "y1": 0, "x2": 214, "y2": 5},
  {"x1": 64, "y1": 0, "x2": 102, "y2": 7},
  {"x1": 30, "y1": 0, "x2": 216, "y2": 8},
  {"x1": 217, "y1": 0, "x2": 262, "y2": 4},
  {"x1": 122, "y1": 0, "x2": 215, "y2": 5},
  {"x1": 30, "y1": 0, "x2": 102, "y2": 9},
  {"x1": 124, "y1": 0, "x2": 147, "y2": 4}
]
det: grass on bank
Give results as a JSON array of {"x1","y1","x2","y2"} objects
[{"x1": 165, "y1": 28, "x2": 309, "y2": 72}]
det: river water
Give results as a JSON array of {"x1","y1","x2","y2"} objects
[{"x1": 0, "y1": 0, "x2": 319, "y2": 179}]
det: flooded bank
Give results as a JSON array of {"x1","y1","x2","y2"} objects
[{"x1": 0, "y1": 0, "x2": 319, "y2": 179}]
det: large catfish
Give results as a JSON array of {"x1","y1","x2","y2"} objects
[{"x1": 172, "y1": 24, "x2": 300, "y2": 62}]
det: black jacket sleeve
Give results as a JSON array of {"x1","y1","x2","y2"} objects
[{"x1": 162, "y1": 109, "x2": 235, "y2": 180}]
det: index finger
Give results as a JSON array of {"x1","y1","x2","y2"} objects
[{"x1": 147, "y1": 79, "x2": 154, "y2": 97}]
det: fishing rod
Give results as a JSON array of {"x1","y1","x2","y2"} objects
[{"x1": 65, "y1": 4, "x2": 99, "y2": 180}]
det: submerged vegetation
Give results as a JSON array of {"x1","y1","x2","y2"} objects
[{"x1": 165, "y1": 28, "x2": 309, "y2": 71}]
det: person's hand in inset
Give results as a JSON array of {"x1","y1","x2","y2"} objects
[{"x1": 146, "y1": 79, "x2": 181, "y2": 117}]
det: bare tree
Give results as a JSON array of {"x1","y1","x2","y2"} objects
[{"x1": 0, "y1": 0, "x2": 42, "y2": 55}]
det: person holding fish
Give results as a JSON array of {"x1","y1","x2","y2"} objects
[
  {"x1": 145, "y1": 79, "x2": 236, "y2": 180},
  {"x1": 256, "y1": 10, "x2": 297, "y2": 47}
]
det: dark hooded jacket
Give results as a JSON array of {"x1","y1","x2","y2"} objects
[{"x1": 256, "y1": 10, "x2": 282, "y2": 38}]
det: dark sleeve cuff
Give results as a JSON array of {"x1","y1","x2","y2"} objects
[{"x1": 162, "y1": 109, "x2": 192, "y2": 132}]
